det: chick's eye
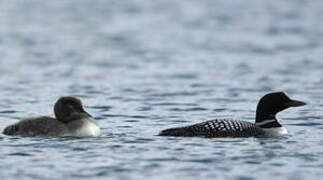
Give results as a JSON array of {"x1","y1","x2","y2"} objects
[
  {"x1": 63, "y1": 101, "x2": 70, "y2": 105},
  {"x1": 67, "y1": 104, "x2": 74, "y2": 110}
]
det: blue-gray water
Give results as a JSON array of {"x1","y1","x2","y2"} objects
[{"x1": 0, "y1": 0, "x2": 323, "y2": 179}]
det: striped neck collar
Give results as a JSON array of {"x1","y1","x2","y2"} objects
[{"x1": 255, "y1": 119, "x2": 282, "y2": 128}]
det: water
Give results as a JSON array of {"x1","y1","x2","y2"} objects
[{"x1": 0, "y1": 0, "x2": 323, "y2": 179}]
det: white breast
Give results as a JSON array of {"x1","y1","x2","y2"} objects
[
  {"x1": 72, "y1": 120, "x2": 101, "y2": 137},
  {"x1": 262, "y1": 127, "x2": 288, "y2": 137}
]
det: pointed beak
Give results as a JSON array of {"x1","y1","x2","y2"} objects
[
  {"x1": 82, "y1": 110, "x2": 92, "y2": 117},
  {"x1": 285, "y1": 99, "x2": 307, "y2": 107}
]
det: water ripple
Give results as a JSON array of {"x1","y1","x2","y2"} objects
[{"x1": 0, "y1": 0, "x2": 322, "y2": 180}]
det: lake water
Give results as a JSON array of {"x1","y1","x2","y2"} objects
[{"x1": 0, "y1": 0, "x2": 323, "y2": 179}]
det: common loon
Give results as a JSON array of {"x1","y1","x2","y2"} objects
[
  {"x1": 2, "y1": 97, "x2": 100, "y2": 137},
  {"x1": 158, "y1": 92, "x2": 306, "y2": 138}
]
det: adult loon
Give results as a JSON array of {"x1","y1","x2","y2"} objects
[
  {"x1": 158, "y1": 92, "x2": 306, "y2": 138},
  {"x1": 2, "y1": 97, "x2": 100, "y2": 137}
]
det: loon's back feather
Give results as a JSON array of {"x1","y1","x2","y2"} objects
[
  {"x1": 2, "y1": 117, "x2": 100, "y2": 137},
  {"x1": 2, "y1": 117, "x2": 68, "y2": 136},
  {"x1": 158, "y1": 119, "x2": 266, "y2": 138}
]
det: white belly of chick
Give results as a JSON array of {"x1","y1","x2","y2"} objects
[{"x1": 72, "y1": 121, "x2": 101, "y2": 137}]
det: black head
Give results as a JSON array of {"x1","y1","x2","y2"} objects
[
  {"x1": 54, "y1": 96, "x2": 91, "y2": 123},
  {"x1": 255, "y1": 92, "x2": 306, "y2": 124}
]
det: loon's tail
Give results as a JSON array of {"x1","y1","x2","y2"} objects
[
  {"x1": 2, "y1": 124, "x2": 19, "y2": 135},
  {"x1": 158, "y1": 127, "x2": 195, "y2": 137}
]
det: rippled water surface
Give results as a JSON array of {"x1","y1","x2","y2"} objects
[{"x1": 1, "y1": 0, "x2": 323, "y2": 179}]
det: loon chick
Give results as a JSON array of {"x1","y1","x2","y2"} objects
[
  {"x1": 158, "y1": 92, "x2": 306, "y2": 138},
  {"x1": 2, "y1": 97, "x2": 100, "y2": 137}
]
